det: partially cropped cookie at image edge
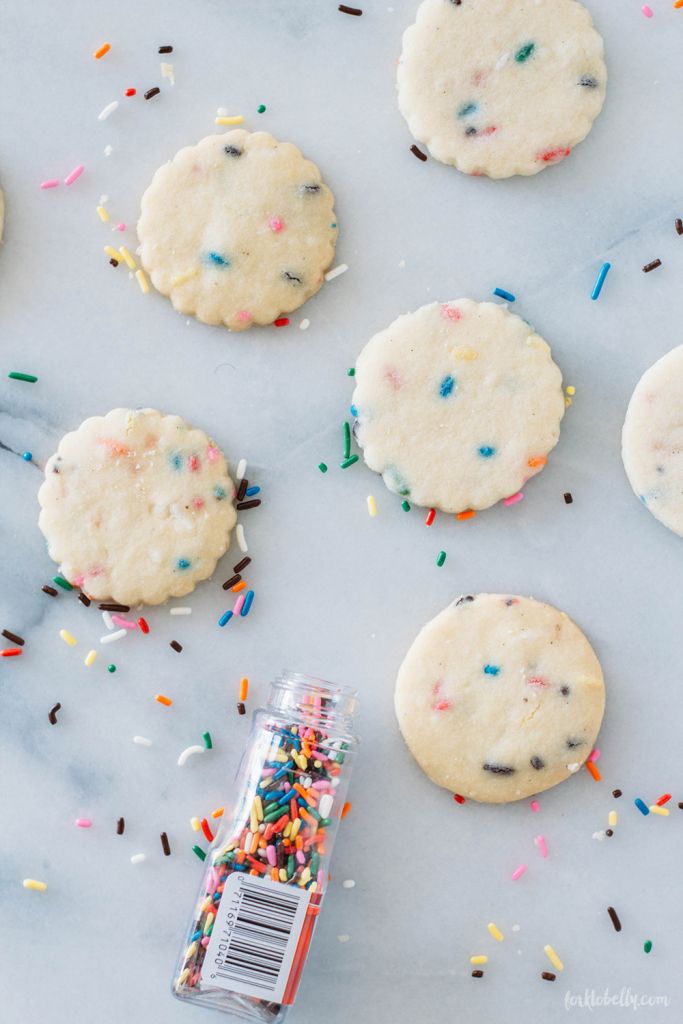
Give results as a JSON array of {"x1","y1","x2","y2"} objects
[
  {"x1": 397, "y1": 0, "x2": 607, "y2": 178},
  {"x1": 137, "y1": 130, "x2": 337, "y2": 330},
  {"x1": 351, "y1": 299, "x2": 565, "y2": 513},
  {"x1": 38, "y1": 408, "x2": 237, "y2": 606},
  {"x1": 395, "y1": 594, "x2": 606, "y2": 803}
]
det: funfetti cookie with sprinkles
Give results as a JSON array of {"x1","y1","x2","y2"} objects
[
  {"x1": 397, "y1": 0, "x2": 607, "y2": 178},
  {"x1": 622, "y1": 345, "x2": 683, "y2": 538},
  {"x1": 395, "y1": 594, "x2": 606, "y2": 803},
  {"x1": 351, "y1": 300, "x2": 565, "y2": 514},
  {"x1": 38, "y1": 408, "x2": 237, "y2": 605},
  {"x1": 137, "y1": 130, "x2": 337, "y2": 329}
]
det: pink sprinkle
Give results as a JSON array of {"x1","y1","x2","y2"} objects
[
  {"x1": 433, "y1": 699, "x2": 453, "y2": 711},
  {"x1": 64, "y1": 164, "x2": 85, "y2": 186},
  {"x1": 588, "y1": 747, "x2": 600, "y2": 762},
  {"x1": 440, "y1": 303, "x2": 463, "y2": 321},
  {"x1": 503, "y1": 492, "x2": 524, "y2": 506},
  {"x1": 295, "y1": 850, "x2": 306, "y2": 865},
  {"x1": 266, "y1": 845, "x2": 277, "y2": 866},
  {"x1": 317, "y1": 869, "x2": 325, "y2": 887},
  {"x1": 527, "y1": 676, "x2": 548, "y2": 688},
  {"x1": 200, "y1": 937, "x2": 210, "y2": 948},
  {"x1": 642, "y1": 4, "x2": 653, "y2": 16},
  {"x1": 384, "y1": 367, "x2": 401, "y2": 390},
  {"x1": 187, "y1": 454, "x2": 200, "y2": 472},
  {"x1": 206, "y1": 867, "x2": 219, "y2": 893},
  {"x1": 73, "y1": 574, "x2": 86, "y2": 587},
  {"x1": 115, "y1": 223, "x2": 126, "y2": 232},
  {"x1": 111, "y1": 614, "x2": 136, "y2": 630},
  {"x1": 206, "y1": 445, "x2": 219, "y2": 463},
  {"x1": 75, "y1": 818, "x2": 92, "y2": 828},
  {"x1": 511, "y1": 864, "x2": 527, "y2": 881},
  {"x1": 534, "y1": 835, "x2": 548, "y2": 858},
  {"x1": 269, "y1": 216, "x2": 285, "y2": 232},
  {"x1": 40, "y1": 179, "x2": 60, "y2": 189},
  {"x1": 192, "y1": 496, "x2": 205, "y2": 510},
  {"x1": 530, "y1": 800, "x2": 540, "y2": 813},
  {"x1": 237, "y1": 310, "x2": 252, "y2": 322},
  {"x1": 233, "y1": 594, "x2": 246, "y2": 616}
]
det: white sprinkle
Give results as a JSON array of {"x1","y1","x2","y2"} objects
[
  {"x1": 178, "y1": 744, "x2": 205, "y2": 767},
  {"x1": 236, "y1": 523, "x2": 248, "y2": 553},
  {"x1": 318, "y1": 793, "x2": 334, "y2": 819},
  {"x1": 130, "y1": 853, "x2": 146, "y2": 865},
  {"x1": 342, "y1": 879, "x2": 356, "y2": 889},
  {"x1": 170, "y1": 607, "x2": 192, "y2": 616},
  {"x1": 216, "y1": 107, "x2": 228, "y2": 116},
  {"x1": 103, "y1": 144, "x2": 113, "y2": 156},
  {"x1": 495, "y1": 51, "x2": 511, "y2": 70},
  {"x1": 160, "y1": 62, "x2": 175, "y2": 85},
  {"x1": 337, "y1": 934, "x2": 350, "y2": 943},
  {"x1": 299, "y1": 318, "x2": 310, "y2": 330},
  {"x1": 102, "y1": 610, "x2": 114, "y2": 630},
  {"x1": 100, "y1": 628, "x2": 127, "y2": 644},
  {"x1": 98, "y1": 101, "x2": 119, "y2": 122},
  {"x1": 592, "y1": 830, "x2": 607, "y2": 842},
  {"x1": 133, "y1": 736, "x2": 153, "y2": 747},
  {"x1": 324, "y1": 263, "x2": 348, "y2": 283},
  {"x1": 100, "y1": 194, "x2": 109, "y2": 205},
  {"x1": 567, "y1": 762, "x2": 581, "y2": 773},
  {"x1": 398, "y1": 259, "x2": 406, "y2": 269},
  {"x1": 511, "y1": 924, "x2": 521, "y2": 932},
  {"x1": 236, "y1": 458, "x2": 247, "y2": 480}
]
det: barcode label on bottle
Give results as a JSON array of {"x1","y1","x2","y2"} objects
[{"x1": 202, "y1": 872, "x2": 311, "y2": 1004}]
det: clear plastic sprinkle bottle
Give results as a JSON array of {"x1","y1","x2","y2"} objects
[{"x1": 173, "y1": 671, "x2": 359, "y2": 1021}]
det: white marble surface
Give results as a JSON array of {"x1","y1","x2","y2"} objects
[{"x1": 1, "y1": 2, "x2": 682, "y2": 1022}]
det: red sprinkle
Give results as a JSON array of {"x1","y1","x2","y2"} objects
[
  {"x1": 200, "y1": 818, "x2": 214, "y2": 842},
  {"x1": 1, "y1": 647, "x2": 23, "y2": 657},
  {"x1": 538, "y1": 147, "x2": 571, "y2": 164},
  {"x1": 656, "y1": 793, "x2": 672, "y2": 806},
  {"x1": 125, "y1": 88, "x2": 136, "y2": 97},
  {"x1": 274, "y1": 317, "x2": 290, "y2": 327},
  {"x1": 425, "y1": 508, "x2": 436, "y2": 527},
  {"x1": 453, "y1": 793, "x2": 466, "y2": 805},
  {"x1": 137, "y1": 617, "x2": 150, "y2": 634}
]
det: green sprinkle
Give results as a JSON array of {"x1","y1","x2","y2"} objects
[
  {"x1": 401, "y1": 500, "x2": 411, "y2": 512},
  {"x1": 436, "y1": 550, "x2": 447, "y2": 567},
  {"x1": 107, "y1": 664, "x2": 117, "y2": 673},
  {"x1": 8, "y1": 371, "x2": 38, "y2": 383},
  {"x1": 192, "y1": 845, "x2": 207, "y2": 862},
  {"x1": 515, "y1": 42, "x2": 535, "y2": 63},
  {"x1": 644, "y1": 940, "x2": 653, "y2": 954},
  {"x1": 347, "y1": 367, "x2": 355, "y2": 376},
  {"x1": 318, "y1": 462, "x2": 328, "y2": 473},
  {"x1": 340, "y1": 455, "x2": 359, "y2": 469},
  {"x1": 202, "y1": 731, "x2": 213, "y2": 750},
  {"x1": 331, "y1": 222, "x2": 337, "y2": 229},
  {"x1": 257, "y1": 103, "x2": 266, "y2": 113},
  {"x1": 53, "y1": 576, "x2": 73, "y2": 591},
  {"x1": 343, "y1": 421, "x2": 351, "y2": 460}
]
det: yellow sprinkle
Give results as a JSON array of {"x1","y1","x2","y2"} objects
[
  {"x1": 279, "y1": 868, "x2": 288, "y2": 882},
  {"x1": 96, "y1": 205, "x2": 109, "y2": 223},
  {"x1": 453, "y1": 345, "x2": 478, "y2": 361},
  {"x1": 250, "y1": 807, "x2": 258, "y2": 833},
  {"x1": 299, "y1": 867, "x2": 311, "y2": 885},
  {"x1": 253, "y1": 795, "x2": 264, "y2": 822},
  {"x1": 487, "y1": 923, "x2": 504, "y2": 942},
  {"x1": 283, "y1": 822, "x2": 292, "y2": 838},
  {"x1": 171, "y1": 267, "x2": 198, "y2": 288},
  {"x1": 104, "y1": 245, "x2": 120, "y2": 261},
  {"x1": 544, "y1": 944, "x2": 564, "y2": 971},
  {"x1": 290, "y1": 817, "x2": 302, "y2": 839},
  {"x1": 84, "y1": 649, "x2": 97, "y2": 667},
  {"x1": 184, "y1": 941, "x2": 197, "y2": 960},
  {"x1": 59, "y1": 629, "x2": 76, "y2": 647},
  {"x1": 211, "y1": 807, "x2": 224, "y2": 819},
  {"x1": 608, "y1": 810, "x2": 617, "y2": 827},
  {"x1": 135, "y1": 269, "x2": 150, "y2": 294},
  {"x1": 203, "y1": 911, "x2": 215, "y2": 936},
  {"x1": 177, "y1": 968, "x2": 190, "y2": 987},
  {"x1": 309, "y1": 881, "x2": 318, "y2": 893},
  {"x1": 367, "y1": 495, "x2": 377, "y2": 517},
  {"x1": 118, "y1": 246, "x2": 136, "y2": 270},
  {"x1": 23, "y1": 879, "x2": 47, "y2": 892},
  {"x1": 470, "y1": 955, "x2": 488, "y2": 965},
  {"x1": 190, "y1": 817, "x2": 201, "y2": 832},
  {"x1": 200, "y1": 897, "x2": 212, "y2": 914},
  {"x1": 566, "y1": 385, "x2": 576, "y2": 396},
  {"x1": 565, "y1": 396, "x2": 573, "y2": 408},
  {"x1": 649, "y1": 805, "x2": 670, "y2": 816},
  {"x1": 215, "y1": 115, "x2": 244, "y2": 126}
]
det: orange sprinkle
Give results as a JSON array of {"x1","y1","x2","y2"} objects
[
  {"x1": 270, "y1": 867, "x2": 279, "y2": 882},
  {"x1": 299, "y1": 807, "x2": 317, "y2": 827},
  {"x1": 341, "y1": 801, "x2": 352, "y2": 819},
  {"x1": 235, "y1": 850, "x2": 246, "y2": 864},
  {"x1": 155, "y1": 694, "x2": 173, "y2": 706},
  {"x1": 211, "y1": 807, "x2": 224, "y2": 819},
  {"x1": 239, "y1": 677, "x2": 249, "y2": 702},
  {"x1": 94, "y1": 43, "x2": 111, "y2": 59},
  {"x1": 675, "y1": 0, "x2": 683, "y2": 9},
  {"x1": 456, "y1": 509, "x2": 476, "y2": 521},
  {"x1": 293, "y1": 783, "x2": 316, "y2": 804},
  {"x1": 585, "y1": 760, "x2": 602, "y2": 782},
  {"x1": 250, "y1": 833, "x2": 259, "y2": 854},
  {"x1": 528, "y1": 456, "x2": 547, "y2": 469},
  {"x1": 231, "y1": 580, "x2": 247, "y2": 593}
]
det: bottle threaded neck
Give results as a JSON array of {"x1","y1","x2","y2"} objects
[{"x1": 267, "y1": 670, "x2": 358, "y2": 738}]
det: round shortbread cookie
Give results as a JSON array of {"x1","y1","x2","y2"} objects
[
  {"x1": 351, "y1": 300, "x2": 565, "y2": 513},
  {"x1": 395, "y1": 594, "x2": 605, "y2": 803},
  {"x1": 397, "y1": 0, "x2": 607, "y2": 178},
  {"x1": 38, "y1": 408, "x2": 237, "y2": 605},
  {"x1": 622, "y1": 345, "x2": 683, "y2": 537},
  {"x1": 137, "y1": 130, "x2": 337, "y2": 330}
]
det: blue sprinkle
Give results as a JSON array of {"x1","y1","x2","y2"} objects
[
  {"x1": 191, "y1": 930, "x2": 202, "y2": 942},
  {"x1": 591, "y1": 262, "x2": 611, "y2": 301},
  {"x1": 177, "y1": 558, "x2": 191, "y2": 570},
  {"x1": 273, "y1": 761, "x2": 293, "y2": 780},
  {"x1": 350, "y1": 404, "x2": 358, "y2": 417},
  {"x1": 478, "y1": 446, "x2": 496, "y2": 458},
  {"x1": 218, "y1": 610, "x2": 233, "y2": 627},
  {"x1": 22, "y1": 451, "x2": 33, "y2": 462},
  {"x1": 213, "y1": 485, "x2": 226, "y2": 500},
  {"x1": 483, "y1": 664, "x2": 501, "y2": 676},
  {"x1": 205, "y1": 251, "x2": 230, "y2": 267},
  {"x1": 241, "y1": 590, "x2": 255, "y2": 617},
  {"x1": 458, "y1": 101, "x2": 478, "y2": 118},
  {"x1": 493, "y1": 287, "x2": 516, "y2": 303},
  {"x1": 634, "y1": 797, "x2": 649, "y2": 816},
  {"x1": 169, "y1": 451, "x2": 183, "y2": 471},
  {"x1": 439, "y1": 375, "x2": 456, "y2": 398},
  {"x1": 245, "y1": 485, "x2": 260, "y2": 497}
]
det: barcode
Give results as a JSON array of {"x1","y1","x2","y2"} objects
[{"x1": 204, "y1": 873, "x2": 310, "y2": 1003}]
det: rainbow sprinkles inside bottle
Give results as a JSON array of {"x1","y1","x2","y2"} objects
[{"x1": 173, "y1": 673, "x2": 358, "y2": 1022}]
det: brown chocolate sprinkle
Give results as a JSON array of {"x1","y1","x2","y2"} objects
[
  {"x1": 144, "y1": 87, "x2": 161, "y2": 100},
  {"x1": 606, "y1": 829, "x2": 614, "y2": 837},
  {"x1": 42, "y1": 585, "x2": 58, "y2": 597},
  {"x1": 233, "y1": 556, "x2": 251, "y2": 574},
  {"x1": 160, "y1": 831, "x2": 171, "y2": 856},
  {"x1": 612, "y1": 789, "x2": 622, "y2": 798},
  {"x1": 236, "y1": 499, "x2": 261, "y2": 510},
  {"x1": 222, "y1": 574, "x2": 241, "y2": 591},
  {"x1": 48, "y1": 702, "x2": 61, "y2": 725},
  {"x1": 236, "y1": 478, "x2": 249, "y2": 502},
  {"x1": 116, "y1": 817, "x2": 125, "y2": 835},
  {"x1": 564, "y1": 492, "x2": 573, "y2": 504},
  {"x1": 642, "y1": 259, "x2": 662, "y2": 273},
  {"x1": 471, "y1": 970, "x2": 484, "y2": 978},
  {"x1": 541, "y1": 972, "x2": 556, "y2": 982},
  {"x1": 410, "y1": 144, "x2": 427, "y2": 162},
  {"x1": 678, "y1": 802, "x2": 683, "y2": 810},
  {"x1": 676, "y1": 218, "x2": 683, "y2": 236},
  {"x1": 2, "y1": 629, "x2": 25, "y2": 646},
  {"x1": 99, "y1": 602, "x2": 130, "y2": 612},
  {"x1": 607, "y1": 906, "x2": 622, "y2": 932},
  {"x1": 110, "y1": 258, "x2": 119, "y2": 267},
  {"x1": 170, "y1": 640, "x2": 183, "y2": 653},
  {"x1": 78, "y1": 593, "x2": 92, "y2": 607},
  {"x1": 338, "y1": 4, "x2": 363, "y2": 14},
  {"x1": 237, "y1": 702, "x2": 246, "y2": 716},
  {"x1": 158, "y1": 45, "x2": 173, "y2": 53}
]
